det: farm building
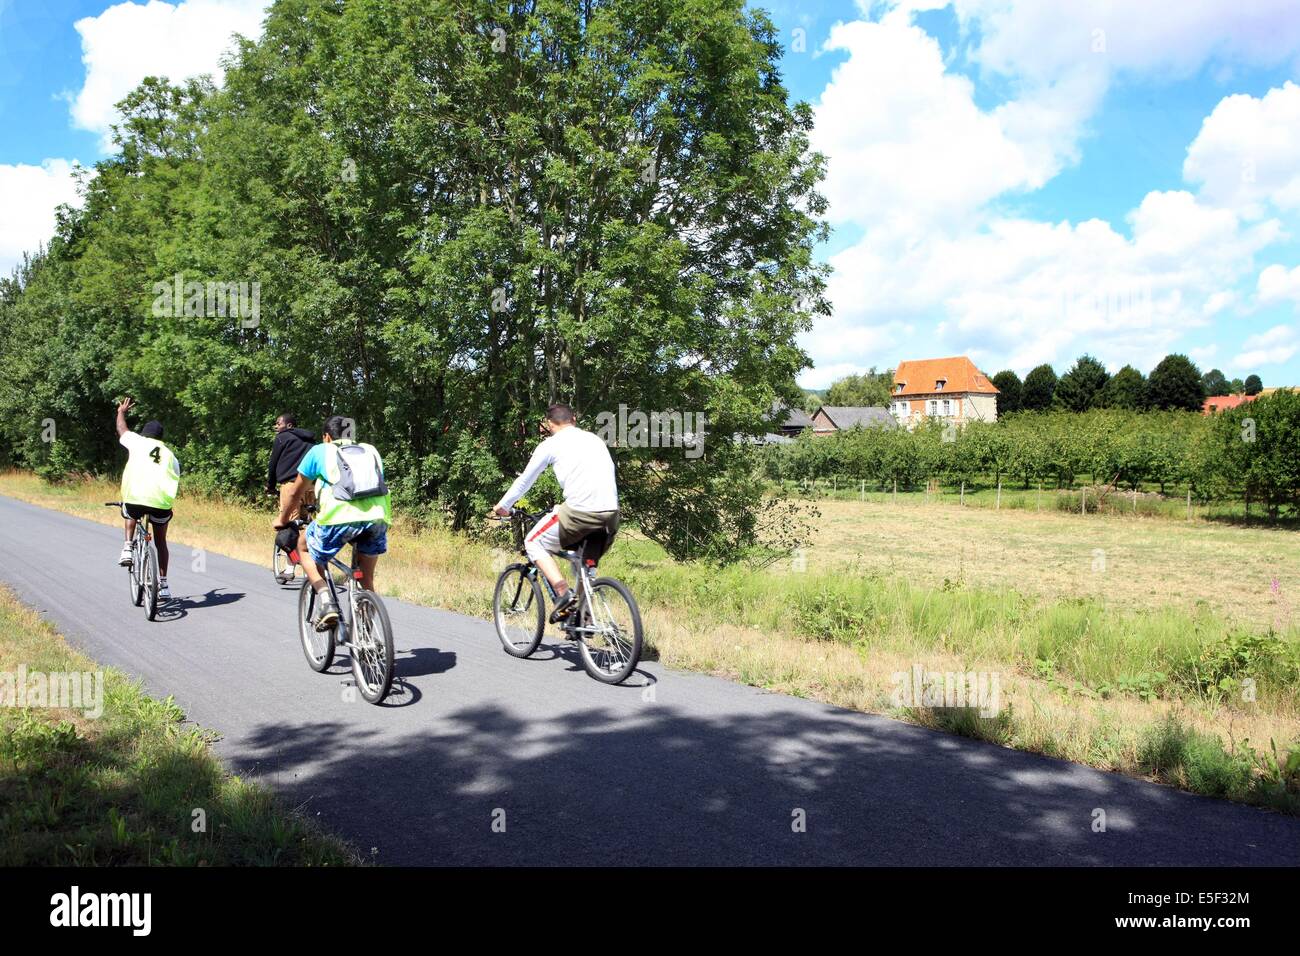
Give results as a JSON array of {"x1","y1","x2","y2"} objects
[
  {"x1": 890, "y1": 356, "x2": 998, "y2": 425},
  {"x1": 811, "y1": 406, "x2": 896, "y2": 434}
]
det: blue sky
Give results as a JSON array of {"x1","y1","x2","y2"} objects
[{"x1": 3, "y1": 0, "x2": 1299, "y2": 389}]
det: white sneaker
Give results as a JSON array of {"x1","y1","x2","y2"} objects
[
  {"x1": 118, "y1": 545, "x2": 133, "y2": 567},
  {"x1": 158, "y1": 579, "x2": 172, "y2": 599}
]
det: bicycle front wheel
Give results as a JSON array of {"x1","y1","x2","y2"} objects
[
  {"x1": 493, "y1": 565, "x2": 544, "y2": 658},
  {"x1": 351, "y1": 590, "x2": 394, "y2": 704},
  {"x1": 143, "y1": 545, "x2": 160, "y2": 621},
  {"x1": 298, "y1": 580, "x2": 335, "y2": 672},
  {"x1": 579, "y1": 577, "x2": 643, "y2": 684},
  {"x1": 273, "y1": 539, "x2": 293, "y2": 585},
  {"x1": 128, "y1": 548, "x2": 144, "y2": 607}
]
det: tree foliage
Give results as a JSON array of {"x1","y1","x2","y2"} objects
[
  {"x1": 991, "y1": 369, "x2": 1022, "y2": 416},
  {"x1": 1147, "y1": 354, "x2": 1205, "y2": 411},
  {"x1": 1021, "y1": 364, "x2": 1058, "y2": 411},
  {"x1": 1054, "y1": 354, "x2": 1109, "y2": 412},
  {"x1": 824, "y1": 368, "x2": 893, "y2": 408}
]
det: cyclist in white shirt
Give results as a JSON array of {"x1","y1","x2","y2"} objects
[
  {"x1": 114, "y1": 398, "x2": 181, "y2": 598},
  {"x1": 494, "y1": 404, "x2": 620, "y2": 622}
]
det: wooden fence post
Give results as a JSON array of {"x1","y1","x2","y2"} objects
[
  {"x1": 996, "y1": 479, "x2": 1002, "y2": 510},
  {"x1": 960, "y1": 481, "x2": 965, "y2": 506}
]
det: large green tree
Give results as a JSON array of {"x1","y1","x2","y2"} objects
[
  {"x1": 1098, "y1": 364, "x2": 1147, "y2": 409},
  {"x1": 990, "y1": 369, "x2": 1022, "y2": 415},
  {"x1": 824, "y1": 368, "x2": 893, "y2": 407},
  {"x1": 1147, "y1": 354, "x2": 1205, "y2": 411},
  {"x1": 1201, "y1": 368, "x2": 1229, "y2": 397},
  {"x1": 1054, "y1": 354, "x2": 1109, "y2": 411},
  {"x1": 1021, "y1": 363, "x2": 1058, "y2": 411}
]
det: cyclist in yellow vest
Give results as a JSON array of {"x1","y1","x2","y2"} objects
[
  {"x1": 273, "y1": 415, "x2": 391, "y2": 631},
  {"x1": 115, "y1": 398, "x2": 181, "y2": 598}
]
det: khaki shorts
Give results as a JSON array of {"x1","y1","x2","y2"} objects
[
  {"x1": 524, "y1": 506, "x2": 620, "y2": 565},
  {"x1": 279, "y1": 480, "x2": 316, "y2": 523},
  {"x1": 556, "y1": 504, "x2": 620, "y2": 553}
]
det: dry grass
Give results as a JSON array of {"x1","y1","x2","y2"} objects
[{"x1": 805, "y1": 497, "x2": 1300, "y2": 632}]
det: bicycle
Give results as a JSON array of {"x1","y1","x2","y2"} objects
[
  {"x1": 272, "y1": 525, "x2": 303, "y2": 587},
  {"x1": 105, "y1": 501, "x2": 162, "y2": 621},
  {"x1": 287, "y1": 516, "x2": 395, "y2": 704},
  {"x1": 491, "y1": 509, "x2": 643, "y2": 684}
]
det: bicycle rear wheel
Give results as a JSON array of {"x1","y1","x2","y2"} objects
[
  {"x1": 298, "y1": 580, "x2": 335, "y2": 672},
  {"x1": 350, "y1": 590, "x2": 394, "y2": 704},
  {"x1": 579, "y1": 577, "x2": 643, "y2": 684},
  {"x1": 492, "y1": 565, "x2": 544, "y2": 658},
  {"x1": 143, "y1": 545, "x2": 160, "y2": 621}
]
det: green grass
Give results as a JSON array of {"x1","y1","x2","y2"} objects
[
  {"x1": 1137, "y1": 716, "x2": 1300, "y2": 812},
  {"x1": 0, "y1": 587, "x2": 359, "y2": 865}
]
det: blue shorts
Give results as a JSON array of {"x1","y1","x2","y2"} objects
[{"x1": 305, "y1": 521, "x2": 388, "y2": 564}]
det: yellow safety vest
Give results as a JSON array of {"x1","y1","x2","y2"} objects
[{"x1": 122, "y1": 437, "x2": 180, "y2": 509}]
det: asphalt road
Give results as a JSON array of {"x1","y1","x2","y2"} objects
[{"x1": 1, "y1": 493, "x2": 1297, "y2": 866}]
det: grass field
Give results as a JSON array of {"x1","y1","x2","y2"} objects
[
  {"x1": 2, "y1": 470, "x2": 1298, "y2": 814},
  {"x1": 804, "y1": 497, "x2": 1300, "y2": 633},
  {"x1": 0, "y1": 584, "x2": 359, "y2": 865}
]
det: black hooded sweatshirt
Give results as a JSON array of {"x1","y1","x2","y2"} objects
[{"x1": 267, "y1": 427, "x2": 316, "y2": 489}]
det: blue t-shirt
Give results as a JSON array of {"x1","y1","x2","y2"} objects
[{"x1": 297, "y1": 443, "x2": 328, "y2": 483}]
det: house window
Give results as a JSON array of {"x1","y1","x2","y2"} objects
[
  {"x1": 935, "y1": 379, "x2": 946, "y2": 391},
  {"x1": 927, "y1": 400, "x2": 938, "y2": 415},
  {"x1": 895, "y1": 383, "x2": 904, "y2": 393},
  {"x1": 942, "y1": 399, "x2": 952, "y2": 416}
]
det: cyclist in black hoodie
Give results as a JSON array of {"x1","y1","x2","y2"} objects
[{"x1": 268, "y1": 413, "x2": 316, "y2": 580}]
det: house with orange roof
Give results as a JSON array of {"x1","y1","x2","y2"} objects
[
  {"x1": 1202, "y1": 394, "x2": 1258, "y2": 415},
  {"x1": 890, "y1": 356, "x2": 999, "y2": 426}
]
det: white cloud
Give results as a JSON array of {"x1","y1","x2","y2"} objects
[
  {"x1": 799, "y1": 4, "x2": 1300, "y2": 384},
  {"x1": 1257, "y1": 263, "x2": 1300, "y2": 306},
  {"x1": 0, "y1": 160, "x2": 83, "y2": 276},
  {"x1": 70, "y1": 0, "x2": 267, "y2": 150},
  {"x1": 1233, "y1": 324, "x2": 1299, "y2": 368},
  {"x1": 810, "y1": 14, "x2": 1091, "y2": 234},
  {"x1": 803, "y1": 185, "x2": 1280, "y2": 378},
  {"x1": 1184, "y1": 82, "x2": 1300, "y2": 218},
  {"x1": 938, "y1": 0, "x2": 1300, "y2": 84}
]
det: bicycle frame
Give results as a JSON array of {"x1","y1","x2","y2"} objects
[
  {"x1": 313, "y1": 551, "x2": 364, "y2": 646},
  {"x1": 504, "y1": 511, "x2": 606, "y2": 638}
]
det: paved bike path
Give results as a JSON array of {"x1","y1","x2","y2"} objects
[{"x1": 1, "y1": 494, "x2": 1297, "y2": 865}]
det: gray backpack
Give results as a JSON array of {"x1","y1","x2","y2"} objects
[{"x1": 331, "y1": 442, "x2": 388, "y2": 501}]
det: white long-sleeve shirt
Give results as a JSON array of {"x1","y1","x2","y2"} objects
[{"x1": 496, "y1": 426, "x2": 618, "y2": 513}]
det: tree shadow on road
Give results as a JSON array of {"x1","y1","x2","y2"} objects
[{"x1": 228, "y1": 699, "x2": 1300, "y2": 867}]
